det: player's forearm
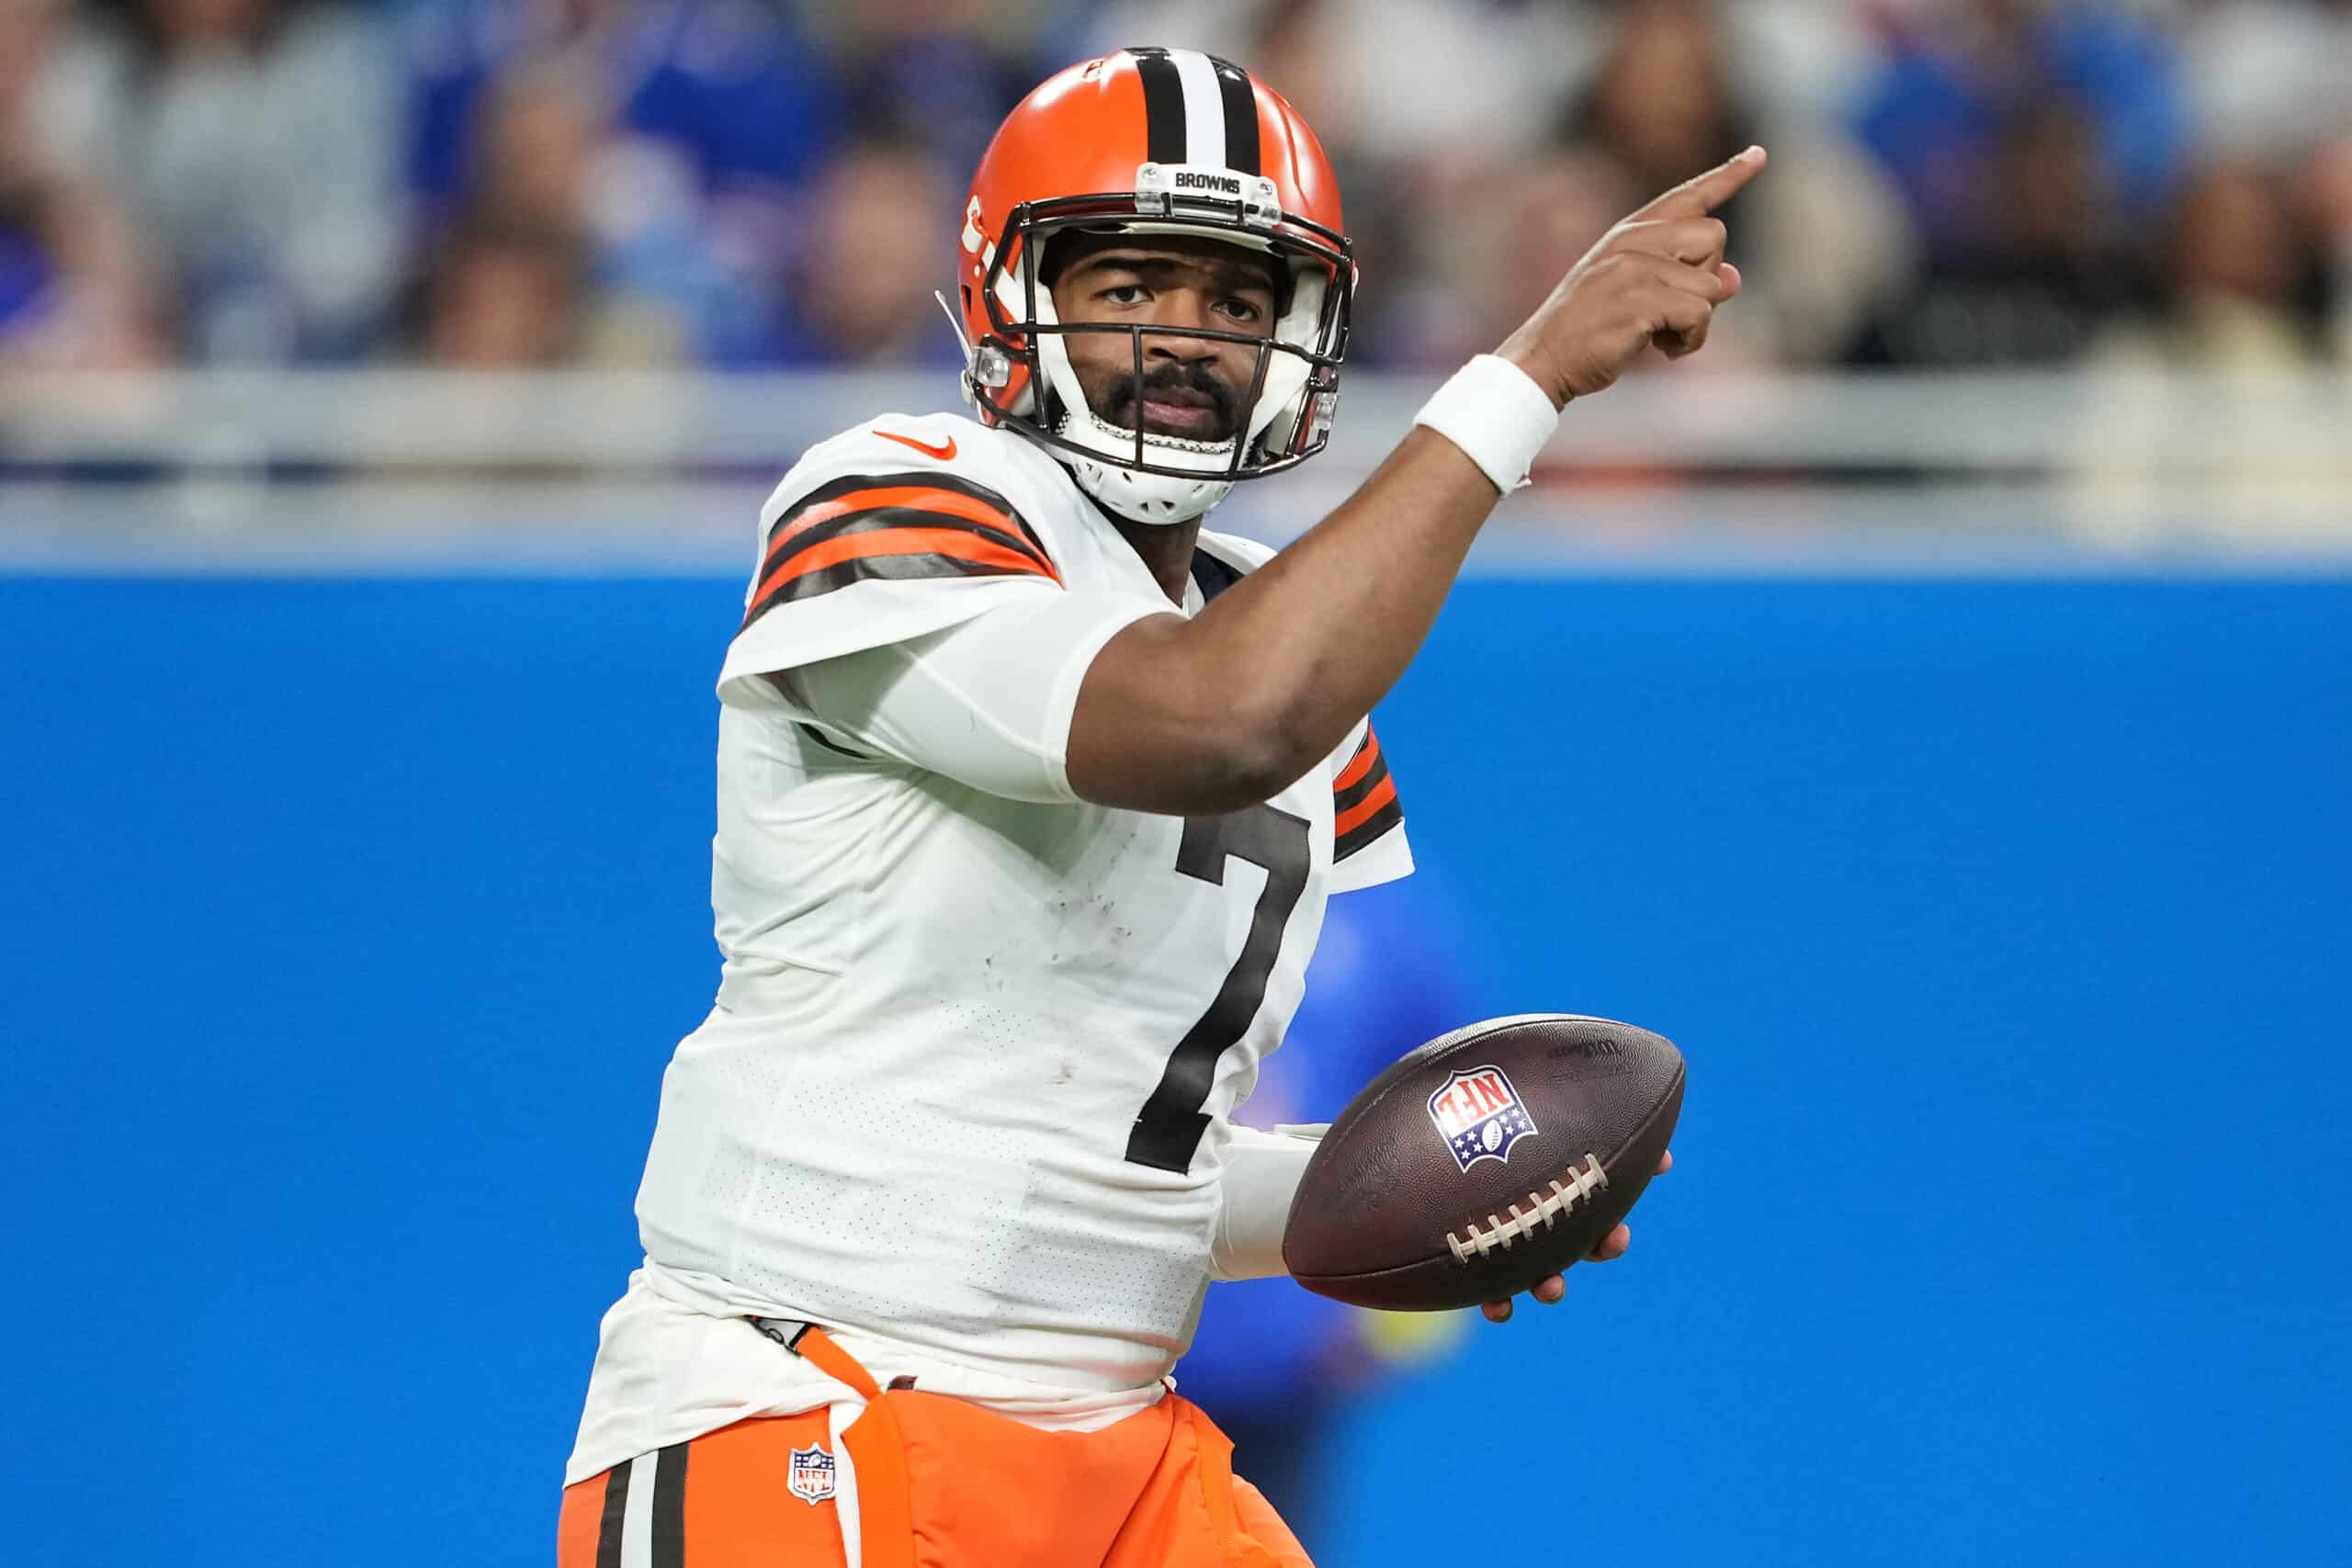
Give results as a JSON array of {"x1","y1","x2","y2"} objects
[
  {"x1": 1196, "y1": 429, "x2": 1500, "y2": 752},
  {"x1": 1069, "y1": 428, "x2": 1500, "y2": 812}
]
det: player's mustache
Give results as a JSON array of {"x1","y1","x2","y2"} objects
[{"x1": 1102, "y1": 362, "x2": 1241, "y2": 440}]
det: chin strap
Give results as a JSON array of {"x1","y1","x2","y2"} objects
[
  {"x1": 932, "y1": 289, "x2": 971, "y2": 361},
  {"x1": 939, "y1": 289, "x2": 1015, "y2": 411}
]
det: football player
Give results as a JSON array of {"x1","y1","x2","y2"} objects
[{"x1": 561, "y1": 47, "x2": 1757, "y2": 1568}]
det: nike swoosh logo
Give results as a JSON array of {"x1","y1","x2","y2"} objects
[{"x1": 876, "y1": 430, "x2": 956, "y2": 461}]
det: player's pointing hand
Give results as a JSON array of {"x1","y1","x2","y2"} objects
[
  {"x1": 1496, "y1": 146, "x2": 1766, "y2": 408},
  {"x1": 1479, "y1": 1148, "x2": 1672, "y2": 1324}
]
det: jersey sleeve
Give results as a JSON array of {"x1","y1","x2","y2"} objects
[
  {"x1": 1210, "y1": 1122, "x2": 1324, "y2": 1281},
  {"x1": 1329, "y1": 717, "x2": 1412, "y2": 892},
  {"x1": 781, "y1": 591, "x2": 1168, "y2": 804},
  {"x1": 718, "y1": 424, "x2": 1069, "y2": 705}
]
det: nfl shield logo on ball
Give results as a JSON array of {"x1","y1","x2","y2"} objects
[
  {"x1": 788, "y1": 1443, "x2": 837, "y2": 1506},
  {"x1": 1426, "y1": 1066, "x2": 1540, "y2": 1173}
]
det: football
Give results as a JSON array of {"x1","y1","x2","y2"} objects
[{"x1": 1283, "y1": 1014, "x2": 1686, "y2": 1311}]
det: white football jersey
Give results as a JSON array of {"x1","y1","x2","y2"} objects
[{"x1": 586, "y1": 410, "x2": 1408, "y2": 1471}]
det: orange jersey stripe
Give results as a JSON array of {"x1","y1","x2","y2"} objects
[
  {"x1": 753, "y1": 528, "x2": 1058, "y2": 611},
  {"x1": 1333, "y1": 731, "x2": 1382, "y2": 792},
  {"x1": 761, "y1": 487, "x2": 1042, "y2": 576},
  {"x1": 775, "y1": 525, "x2": 1054, "y2": 584},
  {"x1": 1332, "y1": 773, "x2": 1398, "y2": 838}
]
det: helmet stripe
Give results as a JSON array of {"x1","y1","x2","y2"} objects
[
  {"x1": 1168, "y1": 50, "x2": 1227, "y2": 169},
  {"x1": 1126, "y1": 48, "x2": 1262, "y2": 176},
  {"x1": 1127, "y1": 48, "x2": 1187, "y2": 165},
  {"x1": 1208, "y1": 56, "x2": 1261, "y2": 175}
]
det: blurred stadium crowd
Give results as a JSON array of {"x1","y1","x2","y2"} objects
[{"x1": 3, "y1": 0, "x2": 2347, "y2": 378}]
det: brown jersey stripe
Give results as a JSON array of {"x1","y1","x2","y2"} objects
[
  {"x1": 740, "y1": 548, "x2": 1054, "y2": 632},
  {"x1": 1334, "y1": 728, "x2": 1383, "y2": 792},
  {"x1": 1334, "y1": 771, "x2": 1398, "y2": 839},
  {"x1": 1333, "y1": 752, "x2": 1391, "y2": 818},
  {"x1": 763, "y1": 470, "x2": 1050, "y2": 561},
  {"x1": 766, "y1": 469, "x2": 1028, "y2": 536},
  {"x1": 770, "y1": 526, "x2": 1052, "y2": 594},
  {"x1": 1333, "y1": 725, "x2": 1399, "y2": 860},
  {"x1": 754, "y1": 507, "x2": 1059, "y2": 607},
  {"x1": 1335, "y1": 787, "x2": 1404, "y2": 862},
  {"x1": 744, "y1": 525, "x2": 1056, "y2": 625},
  {"x1": 760, "y1": 487, "x2": 1051, "y2": 581}
]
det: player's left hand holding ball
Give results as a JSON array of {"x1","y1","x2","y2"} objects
[
  {"x1": 1480, "y1": 1148, "x2": 1671, "y2": 1323},
  {"x1": 1284, "y1": 1015, "x2": 1688, "y2": 1315}
]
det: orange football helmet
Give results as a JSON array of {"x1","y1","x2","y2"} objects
[{"x1": 954, "y1": 49, "x2": 1354, "y2": 524}]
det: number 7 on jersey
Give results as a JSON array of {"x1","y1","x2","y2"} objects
[{"x1": 1125, "y1": 804, "x2": 1313, "y2": 1173}]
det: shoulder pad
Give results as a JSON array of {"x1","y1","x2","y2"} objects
[
  {"x1": 763, "y1": 412, "x2": 1109, "y2": 572},
  {"x1": 775, "y1": 412, "x2": 1013, "y2": 501}
]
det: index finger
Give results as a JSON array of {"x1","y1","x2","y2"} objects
[{"x1": 1633, "y1": 144, "x2": 1767, "y2": 221}]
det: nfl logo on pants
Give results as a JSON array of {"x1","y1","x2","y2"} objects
[{"x1": 788, "y1": 1443, "x2": 837, "y2": 1506}]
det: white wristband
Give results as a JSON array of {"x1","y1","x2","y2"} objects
[{"x1": 1412, "y1": 354, "x2": 1562, "y2": 493}]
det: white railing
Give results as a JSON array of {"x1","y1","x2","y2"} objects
[{"x1": 4, "y1": 367, "x2": 2347, "y2": 568}]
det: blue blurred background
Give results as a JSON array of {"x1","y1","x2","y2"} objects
[{"x1": 4, "y1": 570, "x2": 2346, "y2": 1566}]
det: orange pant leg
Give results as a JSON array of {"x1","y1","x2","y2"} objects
[
  {"x1": 555, "y1": 1413, "x2": 849, "y2": 1568},
  {"x1": 556, "y1": 1468, "x2": 615, "y2": 1568},
  {"x1": 1104, "y1": 1397, "x2": 1317, "y2": 1568},
  {"x1": 863, "y1": 1389, "x2": 1172, "y2": 1568},
  {"x1": 1228, "y1": 1478, "x2": 1315, "y2": 1568}
]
